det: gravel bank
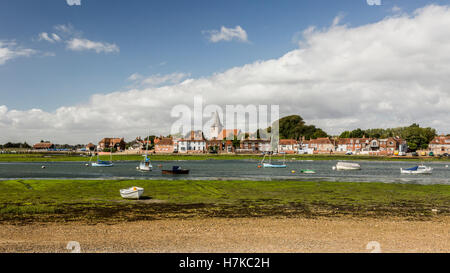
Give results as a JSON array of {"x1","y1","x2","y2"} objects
[{"x1": 0, "y1": 217, "x2": 448, "y2": 253}]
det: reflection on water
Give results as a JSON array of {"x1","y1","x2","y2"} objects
[{"x1": 0, "y1": 160, "x2": 449, "y2": 185}]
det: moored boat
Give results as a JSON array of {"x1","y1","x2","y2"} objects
[
  {"x1": 301, "y1": 169, "x2": 316, "y2": 174},
  {"x1": 333, "y1": 162, "x2": 361, "y2": 171},
  {"x1": 162, "y1": 166, "x2": 190, "y2": 175},
  {"x1": 400, "y1": 165, "x2": 432, "y2": 174}
]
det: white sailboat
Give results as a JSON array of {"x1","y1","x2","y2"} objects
[
  {"x1": 91, "y1": 150, "x2": 113, "y2": 167},
  {"x1": 138, "y1": 134, "x2": 152, "y2": 171},
  {"x1": 259, "y1": 132, "x2": 287, "y2": 168}
]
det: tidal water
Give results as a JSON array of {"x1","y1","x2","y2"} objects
[{"x1": 0, "y1": 160, "x2": 449, "y2": 185}]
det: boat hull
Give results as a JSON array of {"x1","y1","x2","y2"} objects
[
  {"x1": 91, "y1": 162, "x2": 113, "y2": 167},
  {"x1": 263, "y1": 163, "x2": 287, "y2": 168},
  {"x1": 400, "y1": 168, "x2": 433, "y2": 174},
  {"x1": 120, "y1": 187, "x2": 144, "y2": 199},
  {"x1": 334, "y1": 162, "x2": 361, "y2": 170},
  {"x1": 138, "y1": 162, "x2": 152, "y2": 171},
  {"x1": 162, "y1": 169, "x2": 189, "y2": 175}
]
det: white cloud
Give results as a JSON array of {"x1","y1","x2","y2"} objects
[
  {"x1": 204, "y1": 26, "x2": 249, "y2": 43},
  {"x1": 1, "y1": 5, "x2": 450, "y2": 143},
  {"x1": 66, "y1": 38, "x2": 119, "y2": 54},
  {"x1": 66, "y1": 0, "x2": 81, "y2": 6},
  {"x1": 0, "y1": 41, "x2": 36, "y2": 65},
  {"x1": 38, "y1": 32, "x2": 61, "y2": 43},
  {"x1": 137, "y1": 73, "x2": 191, "y2": 87}
]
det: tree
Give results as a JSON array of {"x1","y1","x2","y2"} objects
[
  {"x1": 277, "y1": 115, "x2": 328, "y2": 140},
  {"x1": 232, "y1": 135, "x2": 240, "y2": 149}
]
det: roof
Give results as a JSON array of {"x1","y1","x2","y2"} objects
[
  {"x1": 337, "y1": 138, "x2": 371, "y2": 145},
  {"x1": 307, "y1": 137, "x2": 334, "y2": 145},
  {"x1": 99, "y1": 138, "x2": 124, "y2": 145},
  {"x1": 211, "y1": 111, "x2": 223, "y2": 128},
  {"x1": 430, "y1": 136, "x2": 450, "y2": 145},
  {"x1": 155, "y1": 138, "x2": 173, "y2": 145},
  {"x1": 33, "y1": 143, "x2": 53, "y2": 149},
  {"x1": 279, "y1": 139, "x2": 298, "y2": 145},
  {"x1": 218, "y1": 129, "x2": 241, "y2": 140}
]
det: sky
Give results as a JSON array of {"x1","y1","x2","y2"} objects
[{"x1": 0, "y1": 0, "x2": 449, "y2": 144}]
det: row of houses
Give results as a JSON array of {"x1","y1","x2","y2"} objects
[
  {"x1": 31, "y1": 134, "x2": 450, "y2": 156},
  {"x1": 149, "y1": 134, "x2": 409, "y2": 155}
]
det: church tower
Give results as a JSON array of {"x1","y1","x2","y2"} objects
[{"x1": 210, "y1": 110, "x2": 223, "y2": 140}]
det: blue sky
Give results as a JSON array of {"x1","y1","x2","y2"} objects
[
  {"x1": 1, "y1": 0, "x2": 450, "y2": 143},
  {"x1": 0, "y1": 0, "x2": 439, "y2": 111}
]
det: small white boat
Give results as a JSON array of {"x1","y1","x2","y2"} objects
[
  {"x1": 333, "y1": 162, "x2": 361, "y2": 171},
  {"x1": 138, "y1": 155, "x2": 152, "y2": 171},
  {"x1": 138, "y1": 133, "x2": 152, "y2": 171},
  {"x1": 120, "y1": 187, "x2": 144, "y2": 199},
  {"x1": 401, "y1": 165, "x2": 433, "y2": 174}
]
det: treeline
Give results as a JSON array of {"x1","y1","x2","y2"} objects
[
  {"x1": 339, "y1": 123, "x2": 436, "y2": 150},
  {"x1": 0, "y1": 142, "x2": 31, "y2": 149},
  {"x1": 278, "y1": 115, "x2": 328, "y2": 140}
]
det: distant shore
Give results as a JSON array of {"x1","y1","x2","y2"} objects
[{"x1": 0, "y1": 153, "x2": 449, "y2": 162}]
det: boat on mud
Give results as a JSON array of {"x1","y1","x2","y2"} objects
[
  {"x1": 162, "y1": 166, "x2": 190, "y2": 175},
  {"x1": 333, "y1": 162, "x2": 361, "y2": 171},
  {"x1": 400, "y1": 165, "x2": 433, "y2": 174},
  {"x1": 120, "y1": 186, "x2": 144, "y2": 199}
]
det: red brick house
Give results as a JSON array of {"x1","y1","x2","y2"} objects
[
  {"x1": 278, "y1": 139, "x2": 300, "y2": 154},
  {"x1": 429, "y1": 135, "x2": 450, "y2": 155},
  {"x1": 98, "y1": 138, "x2": 126, "y2": 151},
  {"x1": 33, "y1": 142, "x2": 54, "y2": 150},
  {"x1": 206, "y1": 139, "x2": 234, "y2": 153},
  {"x1": 303, "y1": 137, "x2": 335, "y2": 154},
  {"x1": 154, "y1": 137, "x2": 175, "y2": 153}
]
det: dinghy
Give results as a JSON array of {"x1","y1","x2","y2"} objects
[
  {"x1": 400, "y1": 165, "x2": 432, "y2": 174},
  {"x1": 333, "y1": 162, "x2": 361, "y2": 171},
  {"x1": 120, "y1": 187, "x2": 144, "y2": 199}
]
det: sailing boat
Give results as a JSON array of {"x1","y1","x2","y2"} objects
[
  {"x1": 260, "y1": 152, "x2": 287, "y2": 168},
  {"x1": 138, "y1": 134, "x2": 152, "y2": 171},
  {"x1": 92, "y1": 139, "x2": 114, "y2": 167},
  {"x1": 260, "y1": 133, "x2": 287, "y2": 168}
]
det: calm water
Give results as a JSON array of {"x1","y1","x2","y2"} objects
[{"x1": 0, "y1": 160, "x2": 449, "y2": 185}]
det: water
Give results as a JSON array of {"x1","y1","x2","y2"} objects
[{"x1": 0, "y1": 160, "x2": 449, "y2": 185}]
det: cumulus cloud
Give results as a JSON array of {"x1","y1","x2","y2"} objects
[
  {"x1": 204, "y1": 26, "x2": 249, "y2": 43},
  {"x1": 66, "y1": 38, "x2": 119, "y2": 53},
  {"x1": 66, "y1": 0, "x2": 81, "y2": 6},
  {"x1": 0, "y1": 41, "x2": 36, "y2": 65},
  {"x1": 38, "y1": 32, "x2": 61, "y2": 43},
  {"x1": 38, "y1": 24, "x2": 119, "y2": 54},
  {"x1": 1, "y1": 5, "x2": 450, "y2": 143}
]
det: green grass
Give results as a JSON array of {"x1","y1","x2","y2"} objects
[
  {"x1": 0, "y1": 179, "x2": 449, "y2": 223},
  {"x1": 0, "y1": 153, "x2": 448, "y2": 162}
]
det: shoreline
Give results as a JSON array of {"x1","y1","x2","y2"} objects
[{"x1": 1, "y1": 216, "x2": 449, "y2": 253}]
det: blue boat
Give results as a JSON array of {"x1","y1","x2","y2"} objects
[
  {"x1": 260, "y1": 152, "x2": 287, "y2": 168},
  {"x1": 92, "y1": 160, "x2": 113, "y2": 167}
]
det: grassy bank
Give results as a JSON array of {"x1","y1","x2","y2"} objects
[
  {"x1": 0, "y1": 153, "x2": 449, "y2": 162},
  {"x1": 0, "y1": 179, "x2": 449, "y2": 223}
]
